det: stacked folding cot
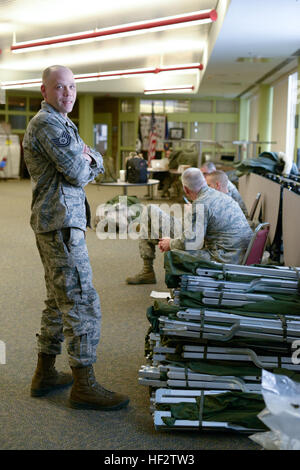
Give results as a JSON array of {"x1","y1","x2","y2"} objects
[{"x1": 139, "y1": 250, "x2": 300, "y2": 433}]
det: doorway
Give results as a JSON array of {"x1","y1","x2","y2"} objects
[{"x1": 94, "y1": 113, "x2": 112, "y2": 158}]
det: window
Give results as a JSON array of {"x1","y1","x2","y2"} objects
[
  {"x1": 164, "y1": 100, "x2": 189, "y2": 113},
  {"x1": 8, "y1": 96, "x2": 26, "y2": 111},
  {"x1": 8, "y1": 114, "x2": 26, "y2": 130},
  {"x1": 140, "y1": 100, "x2": 163, "y2": 113},
  {"x1": 190, "y1": 100, "x2": 213, "y2": 113},
  {"x1": 215, "y1": 123, "x2": 238, "y2": 142},
  {"x1": 216, "y1": 100, "x2": 238, "y2": 113},
  {"x1": 121, "y1": 99, "x2": 135, "y2": 113},
  {"x1": 286, "y1": 71, "x2": 298, "y2": 167},
  {"x1": 29, "y1": 97, "x2": 42, "y2": 112},
  {"x1": 121, "y1": 121, "x2": 135, "y2": 146},
  {"x1": 190, "y1": 122, "x2": 212, "y2": 140}
]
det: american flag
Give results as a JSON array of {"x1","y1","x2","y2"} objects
[{"x1": 147, "y1": 103, "x2": 157, "y2": 165}]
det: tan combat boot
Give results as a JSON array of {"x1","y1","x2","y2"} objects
[
  {"x1": 31, "y1": 352, "x2": 73, "y2": 397},
  {"x1": 126, "y1": 259, "x2": 156, "y2": 284},
  {"x1": 69, "y1": 365, "x2": 129, "y2": 411}
]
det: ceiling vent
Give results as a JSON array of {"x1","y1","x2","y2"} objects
[{"x1": 236, "y1": 57, "x2": 273, "y2": 63}]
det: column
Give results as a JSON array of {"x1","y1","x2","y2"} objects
[
  {"x1": 78, "y1": 94, "x2": 94, "y2": 147},
  {"x1": 257, "y1": 84, "x2": 273, "y2": 153},
  {"x1": 238, "y1": 98, "x2": 250, "y2": 160}
]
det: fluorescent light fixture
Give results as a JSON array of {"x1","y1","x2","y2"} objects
[
  {"x1": 1, "y1": 63, "x2": 203, "y2": 89},
  {"x1": 11, "y1": 9, "x2": 217, "y2": 53},
  {"x1": 144, "y1": 85, "x2": 195, "y2": 94},
  {"x1": 0, "y1": 78, "x2": 43, "y2": 89}
]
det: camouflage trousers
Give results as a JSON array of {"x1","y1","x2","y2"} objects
[
  {"x1": 35, "y1": 228, "x2": 101, "y2": 368},
  {"x1": 139, "y1": 204, "x2": 183, "y2": 260},
  {"x1": 138, "y1": 204, "x2": 239, "y2": 263}
]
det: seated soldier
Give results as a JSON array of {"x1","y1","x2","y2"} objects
[
  {"x1": 200, "y1": 162, "x2": 248, "y2": 217},
  {"x1": 205, "y1": 170, "x2": 229, "y2": 194},
  {"x1": 126, "y1": 167, "x2": 253, "y2": 285}
]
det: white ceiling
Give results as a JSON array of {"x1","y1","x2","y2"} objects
[{"x1": 0, "y1": 0, "x2": 299, "y2": 99}]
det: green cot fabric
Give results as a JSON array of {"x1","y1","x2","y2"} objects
[
  {"x1": 163, "y1": 250, "x2": 300, "y2": 315},
  {"x1": 145, "y1": 300, "x2": 300, "y2": 338},
  {"x1": 144, "y1": 301, "x2": 295, "y2": 373},
  {"x1": 164, "y1": 250, "x2": 218, "y2": 287},
  {"x1": 178, "y1": 290, "x2": 300, "y2": 316},
  {"x1": 163, "y1": 359, "x2": 300, "y2": 383},
  {"x1": 146, "y1": 249, "x2": 300, "y2": 433},
  {"x1": 158, "y1": 392, "x2": 267, "y2": 430},
  {"x1": 164, "y1": 249, "x2": 297, "y2": 288}
]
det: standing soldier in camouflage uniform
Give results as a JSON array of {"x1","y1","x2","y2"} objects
[
  {"x1": 126, "y1": 168, "x2": 253, "y2": 284},
  {"x1": 200, "y1": 161, "x2": 249, "y2": 217},
  {"x1": 23, "y1": 65, "x2": 129, "y2": 410}
]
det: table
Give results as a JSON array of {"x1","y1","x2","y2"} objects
[{"x1": 95, "y1": 178, "x2": 160, "y2": 198}]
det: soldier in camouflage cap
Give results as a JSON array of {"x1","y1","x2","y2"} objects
[
  {"x1": 23, "y1": 65, "x2": 129, "y2": 410},
  {"x1": 126, "y1": 167, "x2": 253, "y2": 284}
]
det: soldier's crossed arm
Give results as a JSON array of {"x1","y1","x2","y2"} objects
[{"x1": 36, "y1": 121, "x2": 103, "y2": 186}]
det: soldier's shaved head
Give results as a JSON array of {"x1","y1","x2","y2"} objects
[
  {"x1": 42, "y1": 65, "x2": 73, "y2": 85},
  {"x1": 41, "y1": 65, "x2": 76, "y2": 116},
  {"x1": 206, "y1": 170, "x2": 229, "y2": 193},
  {"x1": 200, "y1": 161, "x2": 216, "y2": 175}
]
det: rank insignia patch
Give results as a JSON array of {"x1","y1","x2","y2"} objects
[{"x1": 52, "y1": 131, "x2": 71, "y2": 147}]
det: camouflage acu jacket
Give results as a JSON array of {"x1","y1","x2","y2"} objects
[
  {"x1": 171, "y1": 185, "x2": 253, "y2": 264},
  {"x1": 23, "y1": 101, "x2": 104, "y2": 233},
  {"x1": 227, "y1": 180, "x2": 248, "y2": 217}
]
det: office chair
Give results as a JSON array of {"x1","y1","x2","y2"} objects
[{"x1": 242, "y1": 222, "x2": 270, "y2": 265}]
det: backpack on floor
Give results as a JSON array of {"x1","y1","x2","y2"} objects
[{"x1": 126, "y1": 155, "x2": 148, "y2": 183}]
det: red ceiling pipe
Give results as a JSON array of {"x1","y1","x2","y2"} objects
[
  {"x1": 77, "y1": 64, "x2": 203, "y2": 80},
  {"x1": 3, "y1": 64, "x2": 203, "y2": 88},
  {"x1": 2, "y1": 79, "x2": 43, "y2": 87},
  {"x1": 144, "y1": 86, "x2": 195, "y2": 93},
  {"x1": 11, "y1": 10, "x2": 217, "y2": 52}
]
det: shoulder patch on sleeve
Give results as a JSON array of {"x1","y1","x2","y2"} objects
[{"x1": 52, "y1": 131, "x2": 71, "y2": 147}]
